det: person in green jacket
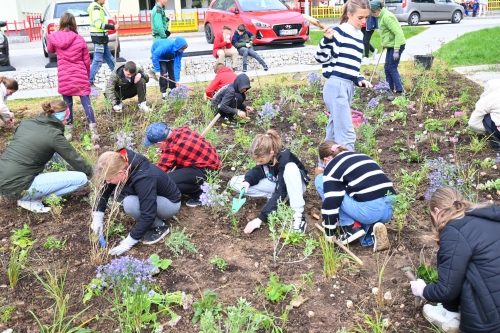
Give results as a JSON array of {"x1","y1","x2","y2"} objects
[
  {"x1": 0, "y1": 100, "x2": 93, "y2": 213},
  {"x1": 152, "y1": 0, "x2": 174, "y2": 41},
  {"x1": 105, "y1": 61, "x2": 151, "y2": 112},
  {"x1": 370, "y1": 0, "x2": 406, "y2": 100}
]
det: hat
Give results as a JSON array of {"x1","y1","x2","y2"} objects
[
  {"x1": 143, "y1": 122, "x2": 171, "y2": 147},
  {"x1": 53, "y1": 108, "x2": 71, "y2": 121},
  {"x1": 370, "y1": 0, "x2": 384, "y2": 12}
]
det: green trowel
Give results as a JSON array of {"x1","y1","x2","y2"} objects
[{"x1": 231, "y1": 188, "x2": 247, "y2": 214}]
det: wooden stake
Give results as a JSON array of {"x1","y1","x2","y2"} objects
[
  {"x1": 369, "y1": 49, "x2": 384, "y2": 83},
  {"x1": 200, "y1": 113, "x2": 221, "y2": 137},
  {"x1": 315, "y1": 223, "x2": 364, "y2": 266}
]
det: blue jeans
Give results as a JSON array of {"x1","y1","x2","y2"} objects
[
  {"x1": 384, "y1": 44, "x2": 405, "y2": 92},
  {"x1": 238, "y1": 47, "x2": 266, "y2": 66},
  {"x1": 89, "y1": 43, "x2": 115, "y2": 83},
  {"x1": 21, "y1": 171, "x2": 88, "y2": 200}
]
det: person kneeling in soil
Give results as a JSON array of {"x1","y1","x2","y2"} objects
[
  {"x1": 410, "y1": 187, "x2": 500, "y2": 333},
  {"x1": 143, "y1": 122, "x2": 222, "y2": 207},
  {"x1": 105, "y1": 61, "x2": 151, "y2": 112},
  {"x1": 229, "y1": 130, "x2": 310, "y2": 234},
  {"x1": 315, "y1": 140, "x2": 394, "y2": 251},
  {"x1": 211, "y1": 73, "x2": 254, "y2": 128},
  {"x1": 205, "y1": 63, "x2": 237, "y2": 99},
  {"x1": 91, "y1": 148, "x2": 181, "y2": 256},
  {"x1": 468, "y1": 79, "x2": 500, "y2": 150},
  {"x1": 0, "y1": 76, "x2": 18, "y2": 128},
  {"x1": 0, "y1": 100, "x2": 93, "y2": 213}
]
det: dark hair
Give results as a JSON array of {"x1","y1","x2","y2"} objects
[
  {"x1": 124, "y1": 61, "x2": 137, "y2": 74},
  {"x1": 237, "y1": 24, "x2": 246, "y2": 31},
  {"x1": 318, "y1": 140, "x2": 349, "y2": 160},
  {"x1": 59, "y1": 12, "x2": 78, "y2": 34},
  {"x1": 42, "y1": 100, "x2": 68, "y2": 116},
  {"x1": 222, "y1": 25, "x2": 232, "y2": 31},
  {"x1": 248, "y1": 129, "x2": 282, "y2": 166},
  {"x1": 340, "y1": 0, "x2": 371, "y2": 24},
  {"x1": 0, "y1": 76, "x2": 18, "y2": 91}
]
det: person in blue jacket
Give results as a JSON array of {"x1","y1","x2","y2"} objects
[{"x1": 150, "y1": 37, "x2": 188, "y2": 100}]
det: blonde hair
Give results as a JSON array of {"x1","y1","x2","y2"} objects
[
  {"x1": 340, "y1": 0, "x2": 371, "y2": 24},
  {"x1": 429, "y1": 187, "x2": 491, "y2": 244},
  {"x1": 94, "y1": 151, "x2": 128, "y2": 181},
  {"x1": 318, "y1": 140, "x2": 349, "y2": 160},
  {"x1": 42, "y1": 100, "x2": 67, "y2": 116},
  {"x1": 0, "y1": 76, "x2": 18, "y2": 91},
  {"x1": 248, "y1": 129, "x2": 282, "y2": 166}
]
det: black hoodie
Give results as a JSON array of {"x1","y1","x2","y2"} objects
[
  {"x1": 423, "y1": 205, "x2": 500, "y2": 333},
  {"x1": 211, "y1": 74, "x2": 251, "y2": 116}
]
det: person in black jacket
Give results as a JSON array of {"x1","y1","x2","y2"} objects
[
  {"x1": 90, "y1": 148, "x2": 181, "y2": 256},
  {"x1": 410, "y1": 187, "x2": 500, "y2": 333},
  {"x1": 211, "y1": 73, "x2": 254, "y2": 127},
  {"x1": 229, "y1": 130, "x2": 309, "y2": 234}
]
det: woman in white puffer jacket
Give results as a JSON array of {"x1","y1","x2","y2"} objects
[
  {"x1": 468, "y1": 79, "x2": 500, "y2": 150},
  {"x1": 0, "y1": 76, "x2": 18, "y2": 126}
]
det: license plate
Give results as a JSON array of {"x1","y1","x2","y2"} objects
[
  {"x1": 280, "y1": 29, "x2": 298, "y2": 36},
  {"x1": 77, "y1": 25, "x2": 89, "y2": 33},
  {"x1": 388, "y1": 6, "x2": 397, "y2": 10}
]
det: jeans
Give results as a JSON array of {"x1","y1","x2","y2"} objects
[
  {"x1": 114, "y1": 78, "x2": 147, "y2": 104},
  {"x1": 62, "y1": 95, "x2": 96, "y2": 124},
  {"x1": 168, "y1": 167, "x2": 207, "y2": 199},
  {"x1": 361, "y1": 28, "x2": 375, "y2": 57},
  {"x1": 384, "y1": 44, "x2": 405, "y2": 93},
  {"x1": 89, "y1": 43, "x2": 115, "y2": 83},
  {"x1": 159, "y1": 60, "x2": 175, "y2": 93},
  {"x1": 482, "y1": 114, "x2": 500, "y2": 141},
  {"x1": 238, "y1": 47, "x2": 266, "y2": 66},
  {"x1": 123, "y1": 195, "x2": 181, "y2": 232},
  {"x1": 21, "y1": 171, "x2": 88, "y2": 200}
]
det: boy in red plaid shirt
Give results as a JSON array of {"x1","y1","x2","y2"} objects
[{"x1": 143, "y1": 122, "x2": 222, "y2": 207}]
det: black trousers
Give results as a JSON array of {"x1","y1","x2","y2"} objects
[
  {"x1": 482, "y1": 114, "x2": 500, "y2": 141},
  {"x1": 361, "y1": 27, "x2": 375, "y2": 57},
  {"x1": 168, "y1": 167, "x2": 207, "y2": 199},
  {"x1": 443, "y1": 298, "x2": 460, "y2": 313},
  {"x1": 115, "y1": 78, "x2": 147, "y2": 104},
  {"x1": 159, "y1": 60, "x2": 176, "y2": 93}
]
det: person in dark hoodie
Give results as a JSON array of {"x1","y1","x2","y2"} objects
[
  {"x1": 410, "y1": 187, "x2": 500, "y2": 333},
  {"x1": 205, "y1": 63, "x2": 237, "y2": 99},
  {"x1": 91, "y1": 148, "x2": 181, "y2": 256},
  {"x1": 229, "y1": 130, "x2": 309, "y2": 234},
  {"x1": 150, "y1": 37, "x2": 188, "y2": 101},
  {"x1": 231, "y1": 24, "x2": 268, "y2": 72},
  {"x1": 211, "y1": 73, "x2": 254, "y2": 127},
  {"x1": 104, "y1": 61, "x2": 151, "y2": 112},
  {"x1": 0, "y1": 100, "x2": 93, "y2": 213}
]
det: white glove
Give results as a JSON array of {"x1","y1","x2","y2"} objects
[
  {"x1": 410, "y1": 279, "x2": 426, "y2": 297},
  {"x1": 244, "y1": 218, "x2": 262, "y2": 234},
  {"x1": 113, "y1": 103, "x2": 122, "y2": 111},
  {"x1": 91, "y1": 211, "x2": 104, "y2": 235},
  {"x1": 246, "y1": 43, "x2": 251, "y2": 48},
  {"x1": 109, "y1": 234, "x2": 139, "y2": 256}
]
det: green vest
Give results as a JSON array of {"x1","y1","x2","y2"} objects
[{"x1": 88, "y1": 1, "x2": 106, "y2": 33}]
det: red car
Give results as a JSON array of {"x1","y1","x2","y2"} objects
[{"x1": 204, "y1": 0, "x2": 309, "y2": 45}]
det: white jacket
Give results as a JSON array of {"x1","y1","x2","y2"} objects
[
  {"x1": 0, "y1": 83, "x2": 13, "y2": 124},
  {"x1": 468, "y1": 79, "x2": 500, "y2": 134}
]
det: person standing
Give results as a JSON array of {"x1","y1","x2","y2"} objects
[
  {"x1": 361, "y1": 14, "x2": 378, "y2": 61},
  {"x1": 47, "y1": 12, "x2": 99, "y2": 142},
  {"x1": 0, "y1": 76, "x2": 18, "y2": 127},
  {"x1": 370, "y1": 0, "x2": 406, "y2": 101},
  {"x1": 478, "y1": 0, "x2": 487, "y2": 16},
  {"x1": 232, "y1": 24, "x2": 268, "y2": 72},
  {"x1": 205, "y1": 63, "x2": 237, "y2": 99},
  {"x1": 152, "y1": 0, "x2": 174, "y2": 41},
  {"x1": 88, "y1": 0, "x2": 119, "y2": 90},
  {"x1": 213, "y1": 26, "x2": 239, "y2": 71}
]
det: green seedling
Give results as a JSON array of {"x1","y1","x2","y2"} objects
[
  {"x1": 11, "y1": 224, "x2": 34, "y2": 248},
  {"x1": 417, "y1": 263, "x2": 438, "y2": 284},
  {"x1": 256, "y1": 272, "x2": 294, "y2": 303},
  {"x1": 149, "y1": 253, "x2": 172, "y2": 274},
  {"x1": 209, "y1": 255, "x2": 228, "y2": 272},
  {"x1": 192, "y1": 289, "x2": 222, "y2": 324},
  {"x1": 43, "y1": 237, "x2": 67, "y2": 251},
  {"x1": 165, "y1": 227, "x2": 198, "y2": 258}
]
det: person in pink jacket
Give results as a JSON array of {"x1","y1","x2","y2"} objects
[{"x1": 47, "y1": 12, "x2": 98, "y2": 142}]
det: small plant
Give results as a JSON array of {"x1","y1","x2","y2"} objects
[
  {"x1": 417, "y1": 263, "x2": 438, "y2": 284},
  {"x1": 0, "y1": 304, "x2": 15, "y2": 323},
  {"x1": 192, "y1": 289, "x2": 222, "y2": 324},
  {"x1": 209, "y1": 255, "x2": 228, "y2": 272},
  {"x1": 8, "y1": 245, "x2": 32, "y2": 289},
  {"x1": 108, "y1": 222, "x2": 126, "y2": 237},
  {"x1": 306, "y1": 71, "x2": 322, "y2": 98},
  {"x1": 43, "y1": 237, "x2": 67, "y2": 251},
  {"x1": 425, "y1": 157, "x2": 477, "y2": 201},
  {"x1": 282, "y1": 230, "x2": 306, "y2": 245},
  {"x1": 267, "y1": 200, "x2": 295, "y2": 262},
  {"x1": 165, "y1": 227, "x2": 198, "y2": 257},
  {"x1": 351, "y1": 309, "x2": 387, "y2": 333},
  {"x1": 257, "y1": 272, "x2": 294, "y2": 303},
  {"x1": 78, "y1": 131, "x2": 94, "y2": 151},
  {"x1": 258, "y1": 102, "x2": 280, "y2": 130},
  {"x1": 200, "y1": 170, "x2": 230, "y2": 218},
  {"x1": 318, "y1": 236, "x2": 349, "y2": 278},
  {"x1": 43, "y1": 194, "x2": 66, "y2": 219},
  {"x1": 45, "y1": 153, "x2": 69, "y2": 172},
  {"x1": 11, "y1": 224, "x2": 34, "y2": 248},
  {"x1": 478, "y1": 178, "x2": 500, "y2": 191},
  {"x1": 115, "y1": 130, "x2": 135, "y2": 150}
]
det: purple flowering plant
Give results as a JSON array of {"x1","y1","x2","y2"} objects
[
  {"x1": 367, "y1": 98, "x2": 379, "y2": 108},
  {"x1": 258, "y1": 102, "x2": 280, "y2": 129},
  {"x1": 425, "y1": 157, "x2": 477, "y2": 201},
  {"x1": 169, "y1": 85, "x2": 189, "y2": 100},
  {"x1": 373, "y1": 81, "x2": 390, "y2": 95},
  {"x1": 116, "y1": 130, "x2": 135, "y2": 150}
]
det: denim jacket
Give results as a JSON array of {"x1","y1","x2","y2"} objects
[{"x1": 366, "y1": 15, "x2": 378, "y2": 31}]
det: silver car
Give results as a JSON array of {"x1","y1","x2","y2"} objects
[
  {"x1": 385, "y1": 0, "x2": 464, "y2": 25},
  {"x1": 39, "y1": 0, "x2": 119, "y2": 63}
]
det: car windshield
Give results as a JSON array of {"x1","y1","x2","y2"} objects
[
  {"x1": 54, "y1": 2, "x2": 91, "y2": 18},
  {"x1": 239, "y1": 0, "x2": 288, "y2": 11}
]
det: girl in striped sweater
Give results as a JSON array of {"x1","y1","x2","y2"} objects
[
  {"x1": 314, "y1": 0, "x2": 373, "y2": 154},
  {"x1": 316, "y1": 140, "x2": 395, "y2": 252}
]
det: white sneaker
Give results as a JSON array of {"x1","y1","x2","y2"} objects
[
  {"x1": 423, "y1": 304, "x2": 460, "y2": 333},
  {"x1": 138, "y1": 102, "x2": 151, "y2": 112},
  {"x1": 113, "y1": 103, "x2": 123, "y2": 112},
  {"x1": 362, "y1": 57, "x2": 369, "y2": 64},
  {"x1": 372, "y1": 49, "x2": 378, "y2": 60},
  {"x1": 17, "y1": 200, "x2": 51, "y2": 213}
]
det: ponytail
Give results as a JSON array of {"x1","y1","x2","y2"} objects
[
  {"x1": 42, "y1": 100, "x2": 67, "y2": 116},
  {"x1": 340, "y1": 0, "x2": 371, "y2": 24},
  {"x1": 248, "y1": 129, "x2": 282, "y2": 166},
  {"x1": 318, "y1": 140, "x2": 349, "y2": 160}
]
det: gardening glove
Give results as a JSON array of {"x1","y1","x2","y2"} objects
[
  {"x1": 240, "y1": 181, "x2": 250, "y2": 192},
  {"x1": 109, "y1": 234, "x2": 139, "y2": 256},
  {"x1": 393, "y1": 50, "x2": 400, "y2": 61},
  {"x1": 91, "y1": 211, "x2": 105, "y2": 235},
  {"x1": 113, "y1": 104, "x2": 122, "y2": 112},
  {"x1": 410, "y1": 279, "x2": 426, "y2": 297},
  {"x1": 244, "y1": 218, "x2": 262, "y2": 234}
]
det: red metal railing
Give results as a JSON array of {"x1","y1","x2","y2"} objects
[
  {"x1": 27, "y1": 15, "x2": 42, "y2": 41},
  {"x1": 2, "y1": 15, "x2": 42, "y2": 41}
]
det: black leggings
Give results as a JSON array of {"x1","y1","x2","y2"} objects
[
  {"x1": 168, "y1": 167, "x2": 207, "y2": 199},
  {"x1": 159, "y1": 60, "x2": 176, "y2": 93},
  {"x1": 361, "y1": 28, "x2": 375, "y2": 57}
]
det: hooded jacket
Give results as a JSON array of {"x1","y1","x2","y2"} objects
[
  {"x1": 211, "y1": 74, "x2": 251, "y2": 116},
  {"x1": 0, "y1": 113, "x2": 93, "y2": 200},
  {"x1": 378, "y1": 8, "x2": 406, "y2": 50},
  {"x1": 212, "y1": 31, "x2": 234, "y2": 58},
  {"x1": 96, "y1": 149, "x2": 181, "y2": 240},
  {"x1": 423, "y1": 205, "x2": 500, "y2": 333},
  {"x1": 47, "y1": 30, "x2": 91, "y2": 96},
  {"x1": 231, "y1": 30, "x2": 254, "y2": 49},
  {"x1": 104, "y1": 62, "x2": 150, "y2": 105},
  {"x1": 468, "y1": 79, "x2": 500, "y2": 134},
  {"x1": 151, "y1": 37, "x2": 187, "y2": 82},
  {"x1": 205, "y1": 67, "x2": 237, "y2": 98}
]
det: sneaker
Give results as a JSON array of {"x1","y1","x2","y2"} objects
[
  {"x1": 90, "y1": 83, "x2": 101, "y2": 90},
  {"x1": 362, "y1": 57, "x2": 369, "y2": 64},
  {"x1": 17, "y1": 200, "x2": 51, "y2": 213},
  {"x1": 263, "y1": 64, "x2": 269, "y2": 71},
  {"x1": 293, "y1": 214, "x2": 307, "y2": 232},
  {"x1": 113, "y1": 103, "x2": 123, "y2": 112},
  {"x1": 148, "y1": 69, "x2": 158, "y2": 81},
  {"x1": 138, "y1": 102, "x2": 151, "y2": 112},
  {"x1": 386, "y1": 91, "x2": 396, "y2": 101},
  {"x1": 373, "y1": 222, "x2": 390, "y2": 252},
  {"x1": 242, "y1": 64, "x2": 247, "y2": 72},
  {"x1": 221, "y1": 117, "x2": 237, "y2": 128},
  {"x1": 423, "y1": 304, "x2": 460, "y2": 333},
  {"x1": 186, "y1": 198, "x2": 202, "y2": 207},
  {"x1": 372, "y1": 49, "x2": 378, "y2": 60},
  {"x1": 142, "y1": 225, "x2": 170, "y2": 245},
  {"x1": 338, "y1": 221, "x2": 366, "y2": 245},
  {"x1": 162, "y1": 93, "x2": 167, "y2": 101}
]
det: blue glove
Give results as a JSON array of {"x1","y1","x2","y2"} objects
[{"x1": 393, "y1": 50, "x2": 400, "y2": 61}]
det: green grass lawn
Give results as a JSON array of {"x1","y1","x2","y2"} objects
[
  {"x1": 434, "y1": 26, "x2": 500, "y2": 66},
  {"x1": 306, "y1": 26, "x2": 427, "y2": 53}
]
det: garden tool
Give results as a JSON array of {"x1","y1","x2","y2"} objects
[
  {"x1": 315, "y1": 223, "x2": 364, "y2": 266},
  {"x1": 369, "y1": 49, "x2": 385, "y2": 83},
  {"x1": 404, "y1": 269, "x2": 424, "y2": 316},
  {"x1": 231, "y1": 188, "x2": 247, "y2": 214}
]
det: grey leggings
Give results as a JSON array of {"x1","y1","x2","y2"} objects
[{"x1": 123, "y1": 195, "x2": 181, "y2": 228}]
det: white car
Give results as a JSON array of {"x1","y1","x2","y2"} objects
[{"x1": 40, "y1": 0, "x2": 119, "y2": 63}]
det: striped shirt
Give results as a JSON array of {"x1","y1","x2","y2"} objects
[
  {"x1": 321, "y1": 152, "x2": 395, "y2": 231},
  {"x1": 314, "y1": 23, "x2": 365, "y2": 84}
]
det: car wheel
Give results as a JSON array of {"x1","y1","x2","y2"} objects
[
  {"x1": 428, "y1": 21, "x2": 437, "y2": 24},
  {"x1": 205, "y1": 23, "x2": 214, "y2": 44},
  {"x1": 452, "y1": 10, "x2": 462, "y2": 23},
  {"x1": 43, "y1": 47, "x2": 48, "y2": 58},
  {"x1": 407, "y1": 12, "x2": 420, "y2": 26}
]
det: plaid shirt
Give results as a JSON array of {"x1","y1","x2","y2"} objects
[{"x1": 157, "y1": 126, "x2": 222, "y2": 172}]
